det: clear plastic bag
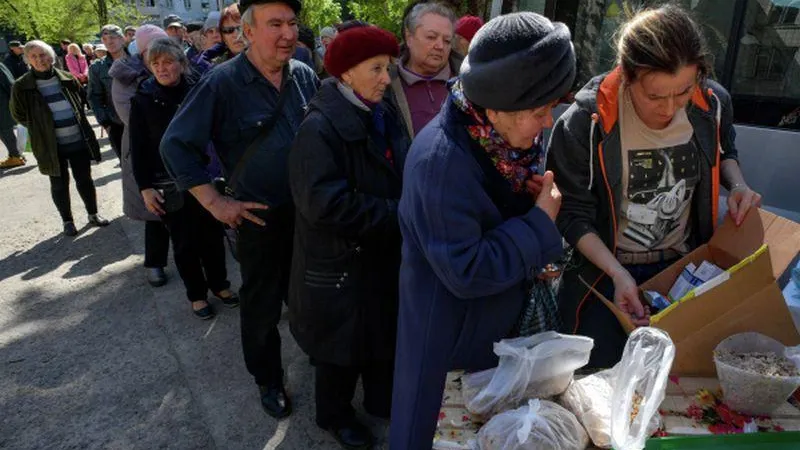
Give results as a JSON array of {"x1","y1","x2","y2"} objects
[
  {"x1": 464, "y1": 332, "x2": 594, "y2": 417},
  {"x1": 610, "y1": 327, "x2": 675, "y2": 450},
  {"x1": 714, "y1": 332, "x2": 800, "y2": 415},
  {"x1": 474, "y1": 399, "x2": 588, "y2": 450},
  {"x1": 560, "y1": 369, "x2": 661, "y2": 448},
  {"x1": 16, "y1": 125, "x2": 28, "y2": 154}
]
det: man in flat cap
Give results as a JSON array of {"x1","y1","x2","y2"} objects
[
  {"x1": 4, "y1": 41, "x2": 28, "y2": 79},
  {"x1": 88, "y1": 25, "x2": 128, "y2": 158},
  {"x1": 161, "y1": 0, "x2": 317, "y2": 422}
]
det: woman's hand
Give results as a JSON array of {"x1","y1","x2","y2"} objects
[
  {"x1": 728, "y1": 185, "x2": 762, "y2": 226},
  {"x1": 535, "y1": 171, "x2": 562, "y2": 221},
  {"x1": 142, "y1": 188, "x2": 165, "y2": 216},
  {"x1": 612, "y1": 269, "x2": 650, "y2": 327}
]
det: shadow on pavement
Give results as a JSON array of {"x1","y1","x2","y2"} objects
[
  {"x1": 0, "y1": 260, "x2": 215, "y2": 449},
  {"x1": 0, "y1": 218, "x2": 391, "y2": 449},
  {"x1": 0, "y1": 219, "x2": 130, "y2": 282},
  {"x1": 0, "y1": 165, "x2": 38, "y2": 177},
  {"x1": 93, "y1": 170, "x2": 122, "y2": 188}
]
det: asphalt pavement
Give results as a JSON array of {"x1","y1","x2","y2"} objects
[{"x1": 0, "y1": 120, "x2": 390, "y2": 449}]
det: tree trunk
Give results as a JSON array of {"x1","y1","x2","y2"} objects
[{"x1": 501, "y1": 0, "x2": 517, "y2": 14}]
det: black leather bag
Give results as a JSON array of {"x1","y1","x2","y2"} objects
[
  {"x1": 214, "y1": 66, "x2": 291, "y2": 198},
  {"x1": 154, "y1": 181, "x2": 184, "y2": 214}
]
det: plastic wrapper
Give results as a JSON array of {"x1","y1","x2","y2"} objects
[
  {"x1": 610, "y1": 327, "x2": 675, "y2": 450},
  {"x1": 463, "y1": 332, "x2": 594, "y2": 417},
  {"x1": 713, "y1": 332, "x2": 800, "y2": 415},
  {"x1": 560, "y1": 369, "x2": 661, "y2": 448},
  {"x1": 474, "y1": 399, "x2": 588, "y2": 450}
]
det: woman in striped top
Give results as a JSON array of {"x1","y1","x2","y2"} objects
[{"x1": 10, "y1": 40, "x2": 108, "y2": 237}]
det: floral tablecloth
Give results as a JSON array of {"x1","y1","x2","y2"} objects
[{"x1": 433, "y1": 372, "x2": 800, "y2": 449}]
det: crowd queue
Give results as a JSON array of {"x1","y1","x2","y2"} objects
[{"x1": 0, "y1": 0, "x2": 766, "y2": 448}]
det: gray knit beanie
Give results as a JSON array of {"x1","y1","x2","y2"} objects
[{"x1": 460, "y1": 12, "x2": 576, "y2": 111}]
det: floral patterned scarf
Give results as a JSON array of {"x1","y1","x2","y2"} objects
[{"x1": 449, "y1": 79, "x2": 545, "y2": 193}]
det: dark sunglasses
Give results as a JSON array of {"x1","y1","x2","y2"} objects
[{"x1": 220, "y1": 25, "x2": 241, "y2": 35}]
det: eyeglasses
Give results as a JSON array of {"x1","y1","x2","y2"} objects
[{"x1": 220, "y1": 26, "x2": 241, "y2": 35}]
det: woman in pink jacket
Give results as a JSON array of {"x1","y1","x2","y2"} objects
[{"x1": 65, "y1": 43, "x2": 89, "y2": 84}]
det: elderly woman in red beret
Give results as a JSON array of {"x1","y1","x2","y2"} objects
[{"x1": 287, "y1": 24, "x2": 410, "y2": 449}]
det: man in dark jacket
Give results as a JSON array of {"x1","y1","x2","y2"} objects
[
  {"x1": 4, "y1": 41, "x2": 28, "y2": 79},
  {"x1": 161, "y1": 0, "x2": 318, "y2": 421},
  {"x1": 0, "y1": 61, "x2": 25, "y2": 168},
  {"x1": 88, "y1": 24, "x2": 128, "y2": 158}
]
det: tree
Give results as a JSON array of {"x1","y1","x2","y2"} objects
[
  {"x1": 0, "y1": 0, "x2": 144, "y2": 42},
  {"x1": 300, "y1": 0, "x2": 343, "y2": 32},
  {"x1": 347, "y1": 0, "x2": 411, "y2": 37}
]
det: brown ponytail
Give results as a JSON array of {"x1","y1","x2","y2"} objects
[{"x1": 616, "y1": 4, "x2": 712, "y2": 83}]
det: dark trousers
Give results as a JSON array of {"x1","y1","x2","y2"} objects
[
  {"x1": 144, "y1": 220, "x2": 170, "y2": 268},
  {"x1": 237, "y1": 204, "x2": 294, "y2": 387},
  {"x1": 48, "y1": 152, "x2": 98, "y2": 223},
  {"x1": 161, "y1": 194, "x2": 229, "y2": 301},
  {"x1": 0, "y1": 127, "x2": 20, "y2": 158},
  {"x1": 106, "y1": 123, "x2": 124, "y2": 159},
  {"x1": 315, "y1": 360, "x2": 394, "y2": 428}
]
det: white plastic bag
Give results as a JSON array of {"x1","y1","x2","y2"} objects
[
  {"x1": 15, "y1": 125, "x2": 27, "y2": 154},
  {"x1": 785, "y1": 344, "x2": 800, "y2": 369},
  {"x1": 560, "y1": 369, "x2": 661, "y2": 448},
  {"x1": 610, "y1": 327, "x2": 675, "y2": 450},
  {"x1": 464, "y1": 332, "x2": 594, "y2": 417},
  {"x1": 475, "y1": 399, "x2": 588, "y2": 450}
]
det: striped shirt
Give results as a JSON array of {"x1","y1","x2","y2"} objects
[{"x1": 35, "y1": 75, "x2": 84, "y2": 152}]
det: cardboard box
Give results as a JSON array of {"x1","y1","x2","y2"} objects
[{"x1": 604, "y1": 209, "x2": 800, "y2": 376}]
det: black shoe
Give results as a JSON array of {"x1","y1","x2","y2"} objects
[
  {"x1": 258, "y1": 384, "x2": 292, "y2": 419},
  {"x1": 324, "y1": 420, "x2": 374, "y2": 450},
  {"x1": 192, "y1": 301, "x2": 215, "y2": 320},
  {"x1": 146, "y1": 267, "x2": 167, "y2": 287},
  {"x1": 88, "y1": 214, "x2": 109, "y2": 227},
  {"x1": 63, "y1": 221, "x2": 78, "y2": 237},
  {"x1": 214, "y1": 290, "x2": 240, "y2": 308}
]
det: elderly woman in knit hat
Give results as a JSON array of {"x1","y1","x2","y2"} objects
[
  {"x1": 453, "y1": 14, "x2": 483, "y2": 56},
  {"x1": 109, "y1": 24, "x2": 173, "y2": 288},
  {"x1": 390, "y1": 12, "x2": 575, "y2": 450},
  {"x1": 288, "y1": 24, "x2": 410, "y2": 450}
]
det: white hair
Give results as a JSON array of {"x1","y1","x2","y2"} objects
[
  {"x1": 145, "y1": 37, "x2": 191, "y2": 74},
  {"x1": 23, "y1": 40, "x2": 57, "y2": 61},
  {"x1": 240, "y1": 6, "x2": 254, "y2": 44},
  {"x1": 404, "y1": 2, "x2": 456, "y2": 37}
]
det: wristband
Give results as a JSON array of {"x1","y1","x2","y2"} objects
[{"x1": 730, "y1": 183, "x2": 747, "y2": 193}]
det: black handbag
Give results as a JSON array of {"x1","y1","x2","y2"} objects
[
  {"x1": 214, "y1": 65, "x2": 292, "y2": 198},
  {"x1": 153, "y1": 181, "x2": 184, "y2": 214}
]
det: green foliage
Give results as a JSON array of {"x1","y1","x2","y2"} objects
[
  {"x1": 0, "y1": 0, "x2": 145, "y2": 43},
  {"x1": 300, "y1": 0, "x2": 343, "y2": 32},
  {"x1": 346, "y1": 0, "x2": 412, "y2": 37}
]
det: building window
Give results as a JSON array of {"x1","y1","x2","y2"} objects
[
  {"x1": 164, "y1": 0, "x2": 174, "y2": 8},
  {"x1": 732, "y1": 1, "x2": 800, "y2": 128},
  {"x1": 532, "y1": 0, "x2": 800, "y2": 129},
  {"x1": 184, "y1": 0, "x2": 192, "y2": 10},
  {"x1": 768, "y1": 4, "x2": 800, "y2": 26}
]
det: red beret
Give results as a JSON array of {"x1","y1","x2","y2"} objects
[
  {"x1": 324, "y1": 26, "x2": 399, "y2": 79},
  {"x1": 455, "y1": 15, "x2": 484, "y2": 42}
]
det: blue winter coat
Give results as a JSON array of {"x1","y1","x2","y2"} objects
[{"x1": 390, "y1": 93, "x2": 564, "y2": 450}]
